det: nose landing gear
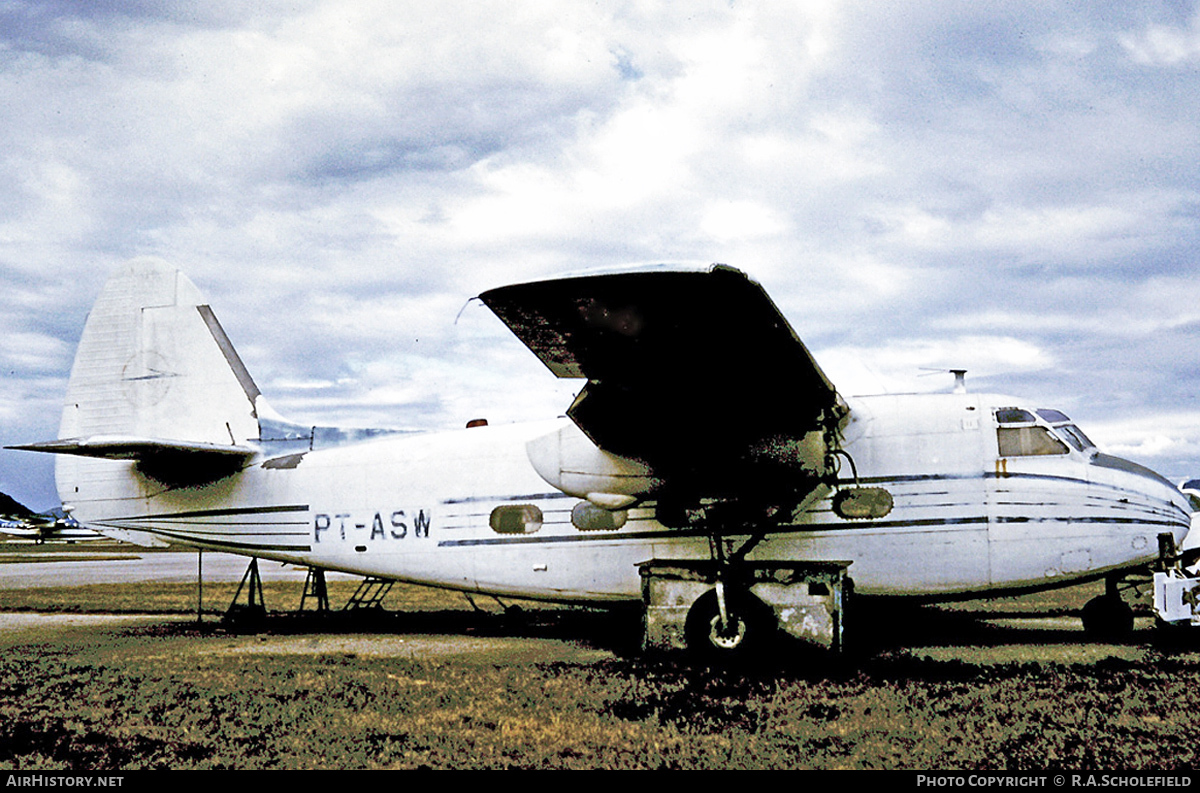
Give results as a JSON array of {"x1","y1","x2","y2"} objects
[{"x1": 1080, "y1": 577, "x2": 1135, "y2": 641}]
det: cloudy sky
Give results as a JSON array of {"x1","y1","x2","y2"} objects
[{"x1": 1, "y1": 1, "x2": 1199, "y2": 510}]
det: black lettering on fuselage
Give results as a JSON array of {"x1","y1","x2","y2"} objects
[{"x1": 314, "y1": 509, "x2": 430, "y2": 543}]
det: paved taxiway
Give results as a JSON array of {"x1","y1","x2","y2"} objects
[
  {"x1": 0, "y1": 541, "x2": 621, "y2": 664},
  {"x1": 0, "y1": 542, "x2": 355, "y2": 588}
]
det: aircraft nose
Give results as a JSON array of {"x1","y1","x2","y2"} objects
[{"x1": 1090, "y1": 452, "x2": 1192, "y2": 545}]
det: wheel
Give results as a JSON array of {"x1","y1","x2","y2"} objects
[
  {"x1": 684, "y1": 588, "x2": 775, "y2": 662},
  {"x1": 1081, "y1": 594, "x2": 1134, "y2": 640}
]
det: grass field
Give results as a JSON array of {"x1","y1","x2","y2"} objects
[{"x1": 2, "y1": 566, "x2": 1200, "y2": 770}]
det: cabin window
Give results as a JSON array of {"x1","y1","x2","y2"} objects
[
  {"x1": 571, "y1": 501, "x2": 627, "y2": 531},
  {"x1": 489, "y1": 504, "x2": 543, "y2": 534},
  {"x1": 832, "y1": 487, "x2": 894, "y2": 520},
  {"x1": 997, "y1": 426, "x2": 1068, "y2": 457}
]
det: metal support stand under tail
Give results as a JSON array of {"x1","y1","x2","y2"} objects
[
  {"x1": 300, "y1": 567, "x2": 330, "y2": 613},
  {"x1": 224, "y1": 557, "x2": 267, "y2": 631},
  {"x1": 195, "y1": 550, "x2": 204, "y2": 625}
]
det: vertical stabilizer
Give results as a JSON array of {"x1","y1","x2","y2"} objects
[
  {"x1": 54, "y1": 258, "x2": 262, "y2": 505},
  {"x1": 60, "y1": 258, "x2": 260, "y2": 445}
]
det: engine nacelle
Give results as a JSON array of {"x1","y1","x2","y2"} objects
[{"x1": 526, "y1": 423, "x2": 661, "y2": 509}]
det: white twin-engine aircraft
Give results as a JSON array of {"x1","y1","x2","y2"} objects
[{"x1": 12, "y1": 259, "x2": 1193, "y2": 655}]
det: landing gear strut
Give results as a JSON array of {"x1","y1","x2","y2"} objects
[{"x1": 681, "y1": 523, "x2": 777, "y2": 661}]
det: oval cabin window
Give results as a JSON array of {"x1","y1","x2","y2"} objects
[
  {"x1": 571, "y1": 502, "x2": 627, "y2": 531},
  {"x1": 489, "y1": 504, "x2": 543, "y2": 534},
  {"x1": 832, "y1": 487, "x2": 894, "y2": 520}
]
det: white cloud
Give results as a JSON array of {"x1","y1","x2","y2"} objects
[
  {"x1": 1120, "y1": 12, "x2": 1200, "y2": 66},
  {"x1": 0, "y1": 332, "x2": 69, "y2": 373},
  {"x1": 700, "y1": 200, "x2": 788, "y2": 243},
  {"x1": 3, "y1": 2, "x2": 1200, "y2": 506},
  {"x1": 1087, "y1": 411, "x2": 1200, "y2": 464}
]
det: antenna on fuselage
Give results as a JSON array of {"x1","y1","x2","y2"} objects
[{"x1": 919, "y1": 368, "x2": 968, "y2": 394}]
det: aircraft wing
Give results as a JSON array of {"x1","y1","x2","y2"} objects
[{"x1": 480, "y1": 265, "x2": 844, "y2": 497}]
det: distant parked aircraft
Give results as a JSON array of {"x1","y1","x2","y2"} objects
[{"x1": 0, "y1": 492, "x2": 97, "y2": 542}]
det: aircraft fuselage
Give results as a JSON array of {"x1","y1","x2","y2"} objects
[{"x1": 68, "y1": 391, "x2": 1191, "y2": 602}]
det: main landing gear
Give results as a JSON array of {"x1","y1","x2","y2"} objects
[
  {"x1": 641, "y1": 556, "x2": 850, "y2": 663},
  {"x1": 690, "y1": 530, "x2": 773, "y2": 662},
  {"x1": 683, "y1": 583, "x2": 775, "y2": 661},
  {"x1": 640, "y1": 518, "x2": 850, "y2": 663}
]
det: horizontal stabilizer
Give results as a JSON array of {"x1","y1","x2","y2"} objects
[{"x1": 9, "y1": 436, "x2": 256, "y2": 486}]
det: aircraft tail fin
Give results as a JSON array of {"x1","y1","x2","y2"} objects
[
  {"x1": 60, "y1": 258, "x2": 261, "y2": 444},
  {"x1": 32, "y1": 258, "x2": 263, "y2": 495}
]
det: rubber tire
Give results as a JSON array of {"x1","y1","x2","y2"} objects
[
  {"x1": 684, "y1": 589, "x2": 776, "y2": 663},
  {"x1": 1081, "y1": 594, "x2": 1135, "y2": 641}
]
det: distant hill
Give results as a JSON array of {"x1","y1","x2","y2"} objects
[{"x1": 0, "y1": 492, "x2": 37, "y2": 518}]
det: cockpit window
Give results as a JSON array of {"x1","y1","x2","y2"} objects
[
  {"x1": 998, "y1": 426, "x2": 1069, "y2": 457},
  {"x1": 1036, "y1": 408, "x2": 1071, "y2": 424},
  {"x1": 995, "y1": 406, "x2": 1096, "y2": 458},
  {"x1": 996, "y1": 408, "x2": 1037, "y2": 424},
  {"x1": 1053, "y1": 424, "x2": 1096, "y2": 453}
]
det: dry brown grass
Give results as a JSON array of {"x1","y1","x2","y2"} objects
[
  {"x1": 0, "y1": 579, "x2": 1198, "y2": 770},
  {"x1": 2, "y1": 620, "x2": 1200, "y2": 770},
  {"x1": 0, "y1": 546, "x2": 1192, "y2": 770}
]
